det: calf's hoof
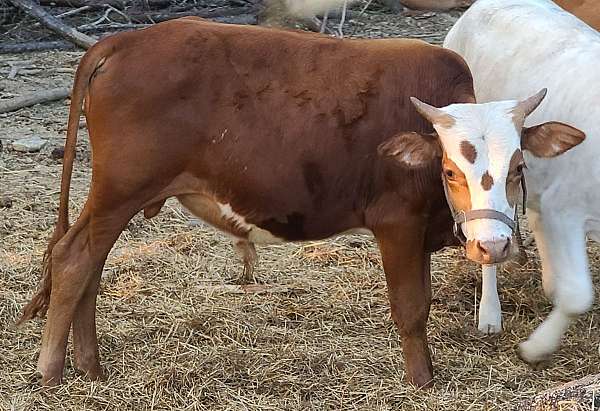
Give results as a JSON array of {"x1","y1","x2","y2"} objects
[
  {"x1": 75, "y1": 364, "x2": 104, "y2": 381},
  {"x1": 517, "y1": 340, "x2": 552, "y2": 370},
  {"x1": 477, "y1": 312, "x2": 502, "y2": 335},
  {"x1": 478, "y1": 299, "x2": 502, "y2": 335},
  {"x1": 37, "y1": 361, "x2": 64, "y2": 387},
  {"x1": 228, "y1": 272, "x2": 263, "y2": 285},
  {"x1": 74, "y1": 351, "x2": 104, "y2": 381},
  {"x1": 478, "y1": 322, "x2": 502, "y2": 335},
  {"x1": 408, "y1": 373, "x2": 434, "y2": 389},
  {"x1": 405, "y1": 358, "x2": 434, "y2": 388},
  {"x1": 38, "y1": 371, "x2": 62, "y2": 387}
]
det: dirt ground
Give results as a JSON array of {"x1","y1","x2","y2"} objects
[{"x1": 1, "y1": 6, "x2": 599, "y2": 411}]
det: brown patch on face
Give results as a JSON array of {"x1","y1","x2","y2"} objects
[
  {"x1": 442, "y1": 154, "x2": 471, "y2": 212},
  {"x1": 505, "y1": 149, "x2": 524, "y2": 207},
  {"x1": 480, "y1": 171, "x2": 494, "y2": 191},
  {"x1": 459, "y1": 140, "x2": 477, "y2": 164}
]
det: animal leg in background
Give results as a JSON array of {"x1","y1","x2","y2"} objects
[
  {"x1": 337, "y1": 0, "x2": 348, "y2": 38},
  {"x1": 518, "y1": 210, "x2": 593, "y2": 366},
  {"x1": 234, "y1": 240, "x2": 259, "y2": 284}
]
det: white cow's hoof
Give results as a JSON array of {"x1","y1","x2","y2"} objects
[
  {"x1": 517, "y1": 340, "x2": 552, "y2": 370},
  {"x1": 478, "y1": 300, "x2": 502, "y2": 335},
  {"x1": 478, "y1": 320, "x2": 502, "y2": 335}
]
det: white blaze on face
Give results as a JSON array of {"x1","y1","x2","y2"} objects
[{"x1": 434, "y1": 100, "x2": 522, "y2": 243}]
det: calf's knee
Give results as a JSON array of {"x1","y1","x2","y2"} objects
[{"x1": 556, "y1": 280, "x2": 594, "y2": 315}]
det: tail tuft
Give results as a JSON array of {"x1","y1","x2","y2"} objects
[
  {"x1": 16, "y1": 225, "x2": 66, "y2": 326},
  {"x1": 16, "y1": 252, "x2": 52, "y2": 325}
]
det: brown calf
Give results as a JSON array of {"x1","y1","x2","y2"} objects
[
  {"x1": 19, "y1": 18, "x2": 479, "y2": 387},
  {"x1": 555, "y1": 0, "x2": 600, "y2": 30}
]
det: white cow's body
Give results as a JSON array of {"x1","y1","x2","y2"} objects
[{"x1": 445, "y1": 0, "x2": 599, "y2": 363}]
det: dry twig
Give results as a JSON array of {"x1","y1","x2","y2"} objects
[{"x1": 8, "y1": 0, "x2": 97, "y2": 49}]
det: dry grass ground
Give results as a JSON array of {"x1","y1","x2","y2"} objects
[{"x1": 1, "y1": 8, "x2": 599, "y2": 411}]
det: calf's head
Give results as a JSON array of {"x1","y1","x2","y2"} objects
[{"x1": 378, "y1": 89, "x2": 585, "y2": 264}]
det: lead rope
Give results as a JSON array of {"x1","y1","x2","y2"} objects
[{"x1": 515, "y1": 173, "x2": 528, "y2": 242}]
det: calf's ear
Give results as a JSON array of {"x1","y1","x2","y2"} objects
[
  {"x1": 522, "y1": 121, "x2": 585, "y2": 158},
  {"x1": 378, "y1": 132, "x2": 441, "y2": 168}
]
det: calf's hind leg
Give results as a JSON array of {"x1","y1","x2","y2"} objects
[
  {"x1": 233, "y1": 240, "x2": 258, "y2": 284},
  {"x1": 37, "y1": 201, "x2": 138, "y2": 386}
]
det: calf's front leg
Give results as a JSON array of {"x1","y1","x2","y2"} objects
[
  {"x1": 375, "y1": 223, "x2": 433, "y2": 388},
  {"x1": 518, "y1": 211, "x2": 593, "y2": 366},
  {"x1": 478, "y1": 264, "x2": 502, "y2": 334}
]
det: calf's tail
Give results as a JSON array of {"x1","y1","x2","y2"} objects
[{"x1": 17, "y1": 45, "x2": 108, "y2": 325}]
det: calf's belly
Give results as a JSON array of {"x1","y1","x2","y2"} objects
[
  {"x1": 178, "y1": 193, "x2": 368, "y2": 244},
  {"x1": 178, "y1": 194, "x2": 286, "y2": 244}
]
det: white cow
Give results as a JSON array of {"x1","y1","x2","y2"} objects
[{"x1": 444, "y1": 0, "x2": 599, "y2": 365}]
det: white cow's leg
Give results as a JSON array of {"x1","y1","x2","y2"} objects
[
  {"x1": 337, "y1": 0, "x2": 348, "y2": 38},
  {"x1": 478, "y1": 264, "x2": 502, "y2": 334},
  {"x1": 518, "y1": 212, "x2": 593, "y2": 365},
  {"x1": 320, "y1": 10, "x2": 329, "y2": 33},
  {"x1": 528, "y1": 210, "x2": 556, "y2": 299}
]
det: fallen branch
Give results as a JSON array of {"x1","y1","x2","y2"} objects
[
  {"x1": 37, "y1": 0, "x2": 196, "y2": 9},
  {"x1": 0, "y1": 40, "x2": 76, "y2": 54},
  {"x1": 129, "y1": 5, "x2": 257, "y2": 23},
  {"x1": 0, "y1": 88, "x2": 70, "y2": 114},
  {"x1": 8, "y1": 0, "x2": 97, "y2": 49},
  {"x1": 212, "y1": 14, "x2": 257, "y2": 25},
  {"x1": 196, "y1": 284, "x2": 303, "y2": 295},
  {"x1": 55, "y1": 5, "x2": 92, "y2": 18},
  {"x1": 38, "y1": 0, "x2": 125, "y2": 8},
  {"x1": 78, "y1": 23, "x2": 151, "y2": 32}
]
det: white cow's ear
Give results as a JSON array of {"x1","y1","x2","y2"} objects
[
  {"x1": 378, "y1": 132, "x2": 442, "y2": 168},
  {"x1": 522, "y1": 121, "x2": 585, "y2": 157}
]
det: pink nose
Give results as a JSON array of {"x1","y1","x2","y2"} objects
[{"x1": 476, "y1": 239, "x2": 511, "y2": 264}]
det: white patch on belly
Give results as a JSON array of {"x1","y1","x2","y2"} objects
[{"x1": 218, "y1": 203, "x2": 285, "y2": 244}]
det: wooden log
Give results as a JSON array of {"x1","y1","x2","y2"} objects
[
  {"x1": 0, "y1": 40, "x2": 76, "y2": 54},
  {"x1": 77, "y1": 22, "x2": 151, "y2": 31},
  {"x1": 37, "y1": 0, "x2": 192, "y2": 9},
  {"x1": 38, "y1": 0, "x2": 125, "y2": 8},
  {"x1": 0, "y1": 88, "x2": 70, "y2": 114},
  {"x1": 514, "y1": 373, "x2": 600, "y2": 411},
  {"x1": 8, "y1": 0, "x2": 97, "y2": 49},
  {"x1": 399, "y1": 0, "x2": 473, "y2": 10},
  {"x1": 213, "y1": 13, "x2": 257, "y2": 25},
  {"x1": 129, "y1": 5, "x2": 257, "y2": 23}
]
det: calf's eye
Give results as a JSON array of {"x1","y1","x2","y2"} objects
[{"x1": 444, "y1": 169, "x2": 455, "y2": 179}]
